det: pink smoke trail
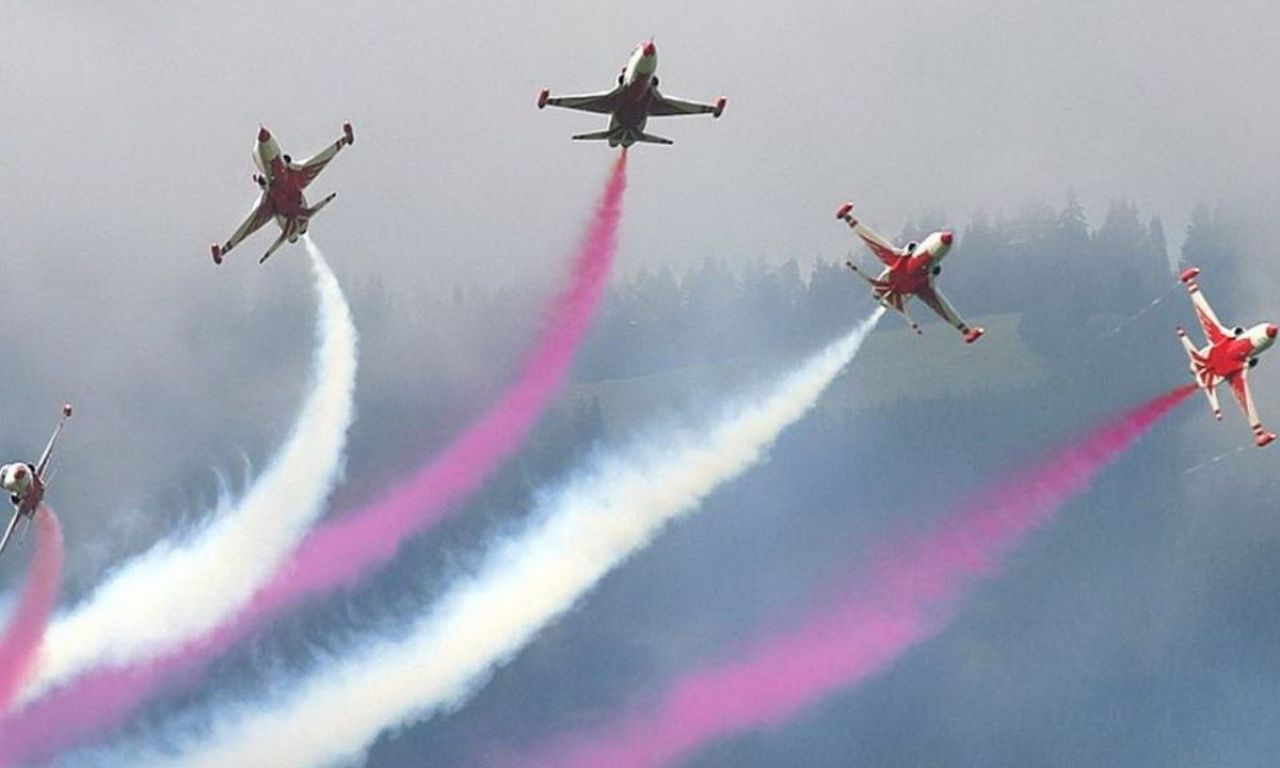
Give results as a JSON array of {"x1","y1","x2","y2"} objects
[
  {"x1": 0, "y1": 152, "x2": 629, "y2": 765},
  {"x1": 508, "y1": 385, "x2": 1194, "y2": 768},
  {"x1": 0, "y1": 507, "x2": 63, "y2": 715}
]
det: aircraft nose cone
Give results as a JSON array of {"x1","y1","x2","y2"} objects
[
  {"x1": 257, "y1": 126, "x2": 271, "y2": 143},
  {"x1": 940, "y1": 231, "x2": 954, "y2": 245},
  {"x1": 643, "y1": 41, "x2": 656, "y2": 57},
  {"x1": 1267, "y1": 324, "x2": 1278, "y2": 339}
]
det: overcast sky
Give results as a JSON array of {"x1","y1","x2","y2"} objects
[
  {"x1": 7, "y1": 0, "x2": 1280, "y2": 284},
  {"x1": 4, "y1": 1, "x2": 1280, "y2": 764}
]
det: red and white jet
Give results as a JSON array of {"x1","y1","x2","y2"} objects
[
  {"x1": 211, "y1": 123, "x2": 354, "y2": 265},
  {"x1": 1176, "y1": 267, "x2": 1277, "y2": 447},
  {"x1": 836, "y1": 203, "x2": 984, "y2": 343},
  {"x1": 0, "y1": 404, "x2": 73, "y2": 561},
  {"x1": 537, "y1": 40, "x2": 725, "y2": 147}
]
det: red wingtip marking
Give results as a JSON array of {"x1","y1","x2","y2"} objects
[
  {"x1": 1257, "y1": 432, "x2": 1275, "y2": 448},
  {"x1": 1180, "y1": 266, "x2": 1200, "y2": 284},
  {"x1": 343, "y1": 122, "x2": 354, "y2": 145},
  {"x1": 964, "y1": 327, "x2": 985, "y2": 344},
  {"x1": 62, "y1": 404, "x2": 73, "y2": 418},
  {"x1": 835, "y1": 202, "x2": 853, "y2": 220},
  {"x1": 257, "y1": 126, "x2": 271, "y2": 143},
  {"x1": 537, "y1": 88, "x2": 550, "y2": 109},
  {"x1": 211, "y1": 244, "x2": 223, "y2": 264},
  {"x1": 713, "y1": 97, "x2": 726, "y2": 118}
]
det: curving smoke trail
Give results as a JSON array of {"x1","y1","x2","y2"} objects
[
  {"x1": 0, "y1": 152, "x2": 628, "y2": 766},
  {"x1": 0, "y1": 507, "x2": 63, "y2": 714},
  {"x1": 506, "y1": 384, "x2": 1195, "y2": 768},
  {"x1": 18, "y1": 240, "x2": 358, "y2": 707},
  {"x1": 101, "y1": 309, "x2": 883, "y2": 768}
]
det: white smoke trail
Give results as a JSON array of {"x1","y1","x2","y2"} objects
[
  {"x1": 116, "y1": 310, "x2": 881, "y2": 768},
  {"x1": 22, "y1": 238, "x2": 358, "y2": 703}
]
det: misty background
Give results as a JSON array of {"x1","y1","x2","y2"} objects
[{"x1": 3, "y1": 1, "x2": 1280, "y2": 765}]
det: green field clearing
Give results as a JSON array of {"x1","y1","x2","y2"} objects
[{"x1": 564, "y1": 313, "x2": 1051, "y2": 430}]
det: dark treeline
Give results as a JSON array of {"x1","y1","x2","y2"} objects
[
  {"x1": 343, "y1": 195, "x2": 1246, "y2": 401},
  {"x1": 563, "y1": 196, "x2": 1242, "y2": 383},
  {"x1": 308, "y1": 193, "x2": 1259, "y2": 536},
  {"x1": 334, "y1": 194, "x2": 1249, "y2": 511}
]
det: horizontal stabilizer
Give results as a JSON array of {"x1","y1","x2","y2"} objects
[
  {"x1": 259, "y1": 231, "x2": 289, "y2": 265},
  {"x1": 571, "y1": 129, "x2": 617, "y2": 142},
  {"x1": 635, "y1": 132, "x2": 674, "y2": 145},
  {"x1": 304, "y1": 192, "x2": 337, "y2": 218}
]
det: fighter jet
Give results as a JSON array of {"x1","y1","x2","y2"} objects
[
  {"x1": 211, "y1": 123, "x2": 354, "y2": 265},
  {"x1": 1176, "y1": 267, "x2": 1276, "y2": 447},
  {"x1": 536, "y1": 40, "x2": 725, "y2": 147},
  {"x1": 0, "y1": 404, "x2": 73, "y2": 561},
  {"x1": 836, "y1": 203, "x2": 984, "y2": 343}
]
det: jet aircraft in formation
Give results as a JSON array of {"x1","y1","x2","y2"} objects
[
  {"x1": 192, "y1": 45, "x2": 1273, "y2": 467},
  {"x1": 537, "y1": 40, "x2": 725, "y2": 147},
  {"x1": 211, "y1": 123, "x2": 355, "y2": 266},
  {"x1": 0, "y1": 404, "x2": 73, "y2": 561},
  {"x1": 837, "y1": 202, "x2": 984, "y2": 344},
  {"x1": 1177, "y1": 267, "x2": 1276, "y2": 447}
]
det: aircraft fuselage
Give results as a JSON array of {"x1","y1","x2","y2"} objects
[
  {"x1": 253, "y1": 127, "x2": 310, "y2": 238},
  {"x1": 1201, "y1": 327, "x2": 1275, "y2": 380},
  {"x1": 880, "y1": 232, "x2": 953, "y2": 296},
  {"x1": 0, "y1": 463, "x2": 43, "y2": 518},
  {"x1": 607, "y1": 42, "x2": 660, "y2": 146}
]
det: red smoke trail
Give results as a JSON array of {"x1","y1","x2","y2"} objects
[
  {"x1": 508, "y1": 385, "x2": 1194, "y2": 768},
  {"x1": 0, "y1": 508, "x2": 63, "y2": 714},
  {"x1": 0, "y1": 152, "x2": 629, "y2": 765}
]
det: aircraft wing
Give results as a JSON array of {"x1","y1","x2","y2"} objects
[
  {"x1": 850, "y1": 220, "x2": 903, "y2": 267},
  {"x1": 543, "y1": 88, "x2": 621, "y2": 114},
  {"x1": 0, "y1": 511, "x2": 20, "y2": 562},
  {"x1": 1228, "y1": 370, "x2": 1259, "y2": 423},
  {"x1": 294, "y1": 135, "x2": 350, "y2": 189},
  {"x1": 916, "y1": 281, "x2": 968, "y2": 332},
  {"x1": 35, "y1": 405, "x2": 72, "y2": 480},
  {"x1": 1226, "y1": 369, "x2": 1273, "y2": 446},
  {"x1": 218, "y1": 195, "x2": 273, "y2": 256},
  {"x1": 648, "y1": 90, "x2": 723, "y2": 117},
  {"x1": 1185, "y1": 277, "x2": 1229, "y2": 344}
]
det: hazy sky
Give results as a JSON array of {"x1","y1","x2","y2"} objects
[
  {"x1": 7, "y1": 0, "x2": 1280, "y2": 286},
  {"x1": 3, "y1": 1, "x2": 1280, "y2": 764}
]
